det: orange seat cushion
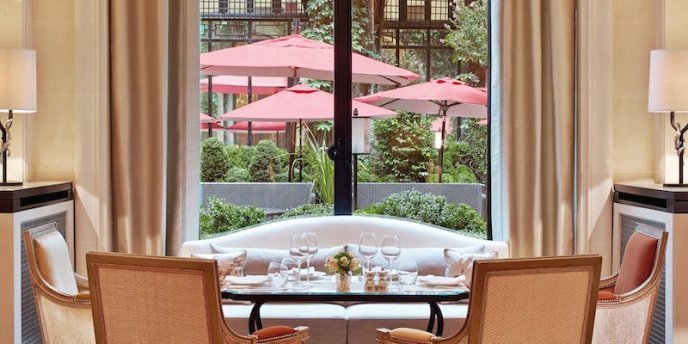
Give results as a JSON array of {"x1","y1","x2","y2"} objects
[
  {"x1": 253, "y1": 325, "x2": 296, "y2": 340},
  {"x1": 614, "y1": 232, "x2": 658, "y2": 295},
  {"x1": 597, "y1": 290, "x2": 618, "y2": 301}
]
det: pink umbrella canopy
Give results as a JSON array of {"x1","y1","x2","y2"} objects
[
  {"x1": 227, "y1": 121, "x2": 286, "y2": 133},
  {"x1": 200, "y1": 75, "x2": 288, "y2": 95},
  {"x1": 220, "y1": 84, "x2": 396, "y2": 121},
  {"x1": 356, "y1": 78, "x2": 488, "y2": 118},
  {"x1": 201, "y1": 35, "x2": 419, "y2": 86},
  {"x1": 200, "y1": 113, "x2": 216, "y2": 123},
  {"x1": 201, "y1": 122, "x2": 226, "y2": 131}
]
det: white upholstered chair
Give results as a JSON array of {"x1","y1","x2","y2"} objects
[
  {"x1": 86, "y1": 252, "x2": 309, "y2": 344},
  {"x1": 593, "y1": 227, "x2": 668, "y2": 344},
  {"x1": 23, "y1": 223, "x2": 95, "y2": 344},
  {"x1": 376, "y1": 255, "x2": 602, "y2": 344}
]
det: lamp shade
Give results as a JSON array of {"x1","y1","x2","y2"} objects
[
  {"x1": 0, "y1": 48, "x2": 37, "y2": 113},
  {"x1": 648, "y1": 49, "x2": 688, "y2": 113},
  {"x1": 352, "y1": 114, "x2": 370, "y2": 154}
]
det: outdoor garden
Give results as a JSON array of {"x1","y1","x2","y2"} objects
[{"x1": 199, "y1": 0, "x2": 489, "y2": 239}]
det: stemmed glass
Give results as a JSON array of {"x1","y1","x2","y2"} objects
[
  {"x1": 380, "y1": 234, "x2": 401, "y2": 274},
  {"x1": 303, "y1": 233, "x2": 319, "y2": 287},
  {"x1": 289, "y1": 234, "x2": 310, "y2": 290},
  {"x1": 358, "y1": 232, "x2": 378, "y2": 272}
]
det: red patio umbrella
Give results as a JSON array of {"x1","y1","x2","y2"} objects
[
  {"x1": 227, "y1": 121, "x2": 287, "y2": 133},
  {"x1": 200, "y1": 113, "x2": 216, "y2": 123},
  {"x1": 356, "y1": 78, "x2": 487, "y2": 182},
  {"x1": 200, "y1": 76, "x2": 287, "y2": 95},
  {"x1": 221, "y1": 84, "x2": 396, "y2": 121},
  {"x1": 201, "y1": 35, "x2": 419, "y2": 86},
  {"x1": 201, "y1": 122, "x2": 225, "y2": 131}
]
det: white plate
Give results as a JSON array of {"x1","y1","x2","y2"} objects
[
  {"x1": 418, "y1": 275, "x2": 465, "y2": 288},
  {"x1": 226, "y1": 275, "x2": 269, "y2": 286},
  {"x1": 300, "y1": 270, "x2": 327, "y2": 279}
]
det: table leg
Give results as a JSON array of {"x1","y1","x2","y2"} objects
[
  {"x1": 248, "y1": 301, "x2": 264, "y2": 333},
  {"x1": 426, "y1": 302, "x2": 444, "y2": 336}
]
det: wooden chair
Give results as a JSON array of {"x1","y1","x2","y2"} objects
[
  {"x1": 593, "y1": 226, "x2": 668, "y2": 344},
  {"x1": 376, "y1": 255, "x2": 602, "y2": 344},
  {"x1": 23, "y1": 223, "x2": 95, "y2": 344},
  {"x1": 86, "y1": 252, "x2": 309, "y2": 344}
]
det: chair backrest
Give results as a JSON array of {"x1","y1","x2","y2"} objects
[
  {"x1": 25, "y1": 223, "x2": 78, "y2": 295},
  {"x1": 459, "y1": 255, "x2": 602, "y2": 344},
  {"x1": 614, "y1": 227, "x2": 666, "y2": 295},
  {"x1": 86, "y1": 252, "x2": 234, "y2": 344},
  {"x1": 23, "y1": 223, "x2": 94, "y2": 344}
]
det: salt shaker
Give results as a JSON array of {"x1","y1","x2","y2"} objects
[
  {"x1": 364, "y1": 271, "x2": 376, "y2": 292},
  {"x1": 376, "y1": 270, "x2": 389, "y2": 292}
]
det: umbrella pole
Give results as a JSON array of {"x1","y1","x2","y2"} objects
[
  {"x1": 247, "y1": 77, "x2": 253, "y2": 146},
  {"x1": 439, "y1": 113, "x2": 447, "y2": 183},
  {"x1": 299, "y1": 119, "x2": 303, "y2": 182},
  {"x1": 207, "y1": 76, "x2": 213, "y2": 138}
]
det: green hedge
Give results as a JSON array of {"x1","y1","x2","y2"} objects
[{"x1": 200, "y1": 197, "x2": 264, "y2": 236}]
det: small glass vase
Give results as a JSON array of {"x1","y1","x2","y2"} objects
[{"x1": 336, "y1": 272, "x2": 351, "y2": 292}]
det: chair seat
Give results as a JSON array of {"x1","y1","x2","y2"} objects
[
  {"x1": 390, "y1": 327, "x2": 435, "y2": 342},
  {"x1": 254, "y1": 325, "x2": 297, "y2": 340}
]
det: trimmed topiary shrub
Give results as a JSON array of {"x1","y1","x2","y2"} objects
[
  {"x1": 225, "y1": 167, "x2": 251, "y2": 182},
  {"x1": 370, "y1": 112, "x2": 437, "y2": 182},
  {"x1": 248, "y1": 140, "x2": 288, "y2": 182},
  {"x1": 357, "y1": 190, "x2": 486, "y2": 237},
  {"x1": 278, "y1": 203, "x2": 334, "y2": 219},
  {"x1": 201, "y1": 138, "x2": 230, "y2": 182},
  {"x1": 200, "y1": 197, "x2": 264, "y2": 236},
  {"x1": 225, "y1": 145, "x2": 256, "y2": 169}
]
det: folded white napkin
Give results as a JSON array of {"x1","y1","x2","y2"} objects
[
  {"x1": 226, "y1": 275, "x2": 269, "y2": 286},
  {"x1": 418, "y1": 275, "x2": 467, "y2": 287}
]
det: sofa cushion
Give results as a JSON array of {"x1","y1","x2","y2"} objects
[
  {"x1": 191, "y1": 250, "x2": 246, "y2": 280},
  {"x1": 614, "y1": 232, "x2": 658, "y2": 295},
  {"x1": 223, "y1": 303, "x2": 347, "y2": 344},
  {"x1": 346, "y1": 244, "x2": 485, "y2": 276},
  {"x1": 212, "y1": 244, "x2": 344, "y2": 275},
  {"x1": 444, "y1": 249, "x2": 498, "y2": 287}
]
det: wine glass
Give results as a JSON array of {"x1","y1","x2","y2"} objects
[
  {"x1": 289, "y1": 234, "x2": 309, "y2": 289},
  {"x1": 380, "y1": 235, "x2": 401, "y2": 274},
  {"x1": 303, "y1": 233, "x2": 319, "y2": 286},
  {"x1": 358, "y1": 232, "x2": 378, "y2": 272}
]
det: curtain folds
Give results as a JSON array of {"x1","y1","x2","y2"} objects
[
  {"x1": 109, "y1": 0, "x2": 199, "y2": 256},
  {"x1": 499, "y1": 0, "x2": 576, "y2": 257}
]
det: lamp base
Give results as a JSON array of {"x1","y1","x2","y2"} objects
[
  {"x1": 0, "y1": 182, "x2": 23, "y2": 187},
  {"x1": 662, "y1": 183, "x2": 688, "y2": 187}
]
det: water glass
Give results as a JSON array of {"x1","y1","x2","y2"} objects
[
  {"x1": 280, "y1": 257, "x2": 299, "y2": 288},
  {"x1": 397, "y1": 260, "x2": 418, "y2": 289},
  {"x1": 289, "y1": 234, "x2": 310, "y2": 289},
  {"x1": 380, "y1": 235, "x2": 401, "y2": 271},
  {"x1": 304, "y1": 232, "x2": 319, "y2": 285},
  {"x1": 267, "y1": 261, "x2": 287, "y2": 289}
]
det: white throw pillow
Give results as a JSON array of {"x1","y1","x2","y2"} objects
[
  {"x1": 192, "y1": 250, "x2": 247, "y2": 279},
  {"x1": 444, "y1": 248, "x2": 498, "y2": 287},
  {"x1": 210, "y1": 243, "x2": 344, "y2": 275},
  {"x1": 346, "y1": 244, "x2": 485, "y2": 276}
]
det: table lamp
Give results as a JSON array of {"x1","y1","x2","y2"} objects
[
  {"x1": 648, "y1": 49, "x2": 688, "y2": 186},
  {"x1": 0, "y1": 48, "x2": 37, "y2": 186}
]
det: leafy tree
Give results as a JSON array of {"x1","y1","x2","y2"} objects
[
  {"x1": 443, "y1": 119, "x2": 487, "y2": 183},
  {"x1": 248, "y1": 140, "x2": 288, "y2": 182},
  {"x1": 301, "y1": 0, "x2": 375, "y2": 57},
  {"x1": 370, "y1": 112, "x2": 437, "y2": 182},
  {"x1": 444, "y1": 0, "x2": 488, "y2": 84},
  {"x1": 201, "y1": 138, "x2": 230, "y2": 182}
]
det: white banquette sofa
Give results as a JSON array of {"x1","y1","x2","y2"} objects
[{"x1": 181, "y1": 215, "x2": 509, "y2": 344}]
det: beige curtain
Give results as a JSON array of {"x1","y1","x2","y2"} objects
[
  {"x1": 109, "y1": 0, "x2": 200, "y2": 256},
  {"x1": 500, "y1": 0, "x2": 576, "y2": 257}
]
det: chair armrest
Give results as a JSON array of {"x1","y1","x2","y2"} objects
[
  {"x1": 74, "y1": 272, "x2": 89, "y2": 291},
  {"x1": 599, "y1": 273, "x2": 618, "y2": 290},
  {"x1": 74, "y1": 291, "x2": 90, "y2": 302}
]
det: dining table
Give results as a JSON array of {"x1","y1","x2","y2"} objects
[{"x1": 221, "y1": 276, "x2": 469, "y2": 336}]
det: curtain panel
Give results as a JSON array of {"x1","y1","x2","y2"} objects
[
  {"x1": 498, "y1": 0, "x2": 577, "y2": 257},
  {"x1": 109, "y1": 0, "x2": 200, "y2": 255}
]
